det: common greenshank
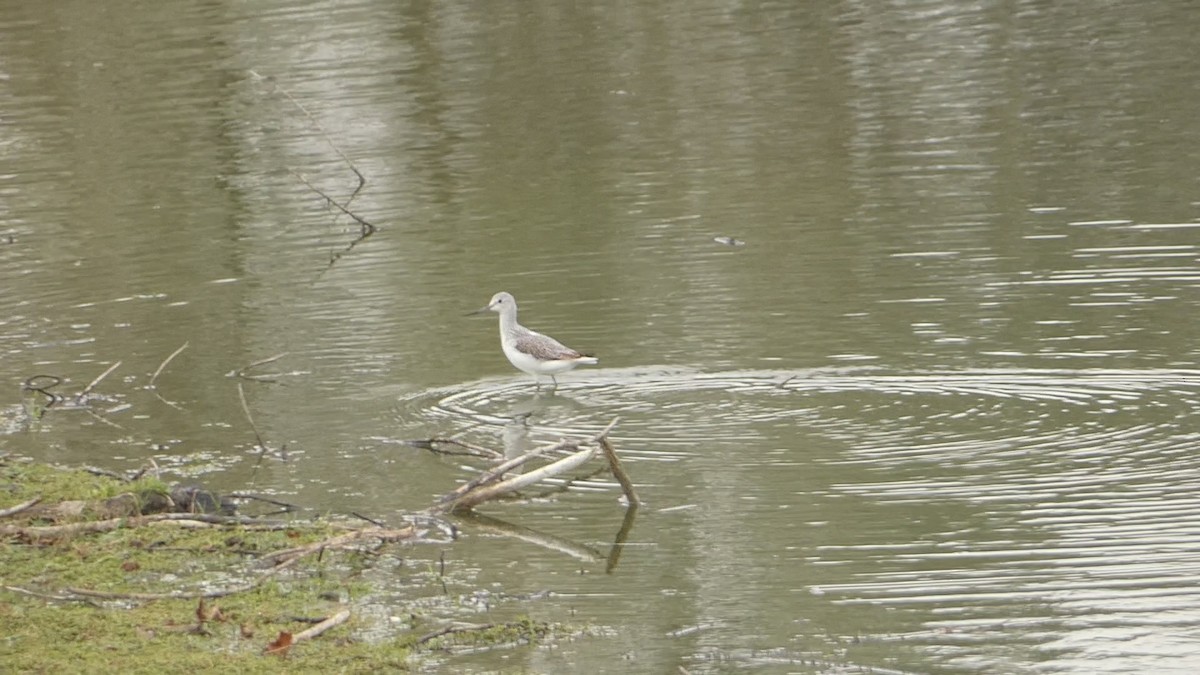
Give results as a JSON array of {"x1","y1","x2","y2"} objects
[{"x1": 470, "y1": 291, "x2": 598, "y2": 389}]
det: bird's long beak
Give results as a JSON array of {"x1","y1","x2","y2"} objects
[{"x1": 466, "y1": 304, "x2": 492, "y2": 317}]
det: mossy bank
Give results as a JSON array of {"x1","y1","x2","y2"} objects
[{"x1": 0, "y1": 456, "x2": 562, "y2": 673}]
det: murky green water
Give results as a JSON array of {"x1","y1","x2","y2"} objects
[{"x1": 4, "y1": 1, "x2": 1200, "y2": 671}]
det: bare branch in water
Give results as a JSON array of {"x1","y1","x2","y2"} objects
[{"x1": 289, "y1": 168, "x2": 376, "y2": 236}]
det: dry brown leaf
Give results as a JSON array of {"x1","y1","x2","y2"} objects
[
  {"x1": 240, "y1": 622, "x2": 255, "y2": 639},
  {"x1": 120, "y1": 560, "x2": 140, "y2": 572},
  {"x1": 264, "y1": 630, "x2": 293, "y2": 656}
]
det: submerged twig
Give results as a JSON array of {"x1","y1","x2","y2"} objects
[
  {"x1": 84, "y1": 408, "x2": 125, "y2": 430},
  {"x1": 290, "y1": 168, "x2": 376, "y2": 236}
]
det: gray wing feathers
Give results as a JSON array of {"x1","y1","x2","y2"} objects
[{"x1": 512, "y1": 329, "x2": 585, "y2": 361}]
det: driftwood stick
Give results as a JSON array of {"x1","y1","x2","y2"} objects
[
  {"x1": 429, "y1": 417, "x2": 624, "y2": 513},
  {"x1": 599, "y1": 436, "x2": 639, "y2": 506},
  {"x1": 0, "y1": 496, "x2": 42, "y2": 519},
  {"x1": 293, "y1": 609, "x2": 351, "y2": 642},
  {"x1": 438, "y1": 446, "x2": 597, "y2": 513},
  {"x1": 150, "y1": 342, "x2": 189, "y2": 387},
  {"x1": 431, "y1": 439, "x2": 574, "y2": 508}
]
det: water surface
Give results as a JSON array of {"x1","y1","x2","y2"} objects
[{"x1": 3, "y1": 1, "x2": 1200, "y2": 672}]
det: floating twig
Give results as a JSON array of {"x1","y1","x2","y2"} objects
[
  {"x1": 150, "y1": 341, "x2": 189, "y2": 387},
  {"x1": 228, "y1": 352, "x2": 290, "y2": 383},
  {"x1": 76, "y1": 361, "x2": 121, "y2": 403},
  {"x1": 405, "y1": 437, "x2": 504, "y2": 459}
]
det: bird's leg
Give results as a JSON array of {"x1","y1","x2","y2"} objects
[{"x1": 549, "y1": 375, "x2": 559, "y2": 390}]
